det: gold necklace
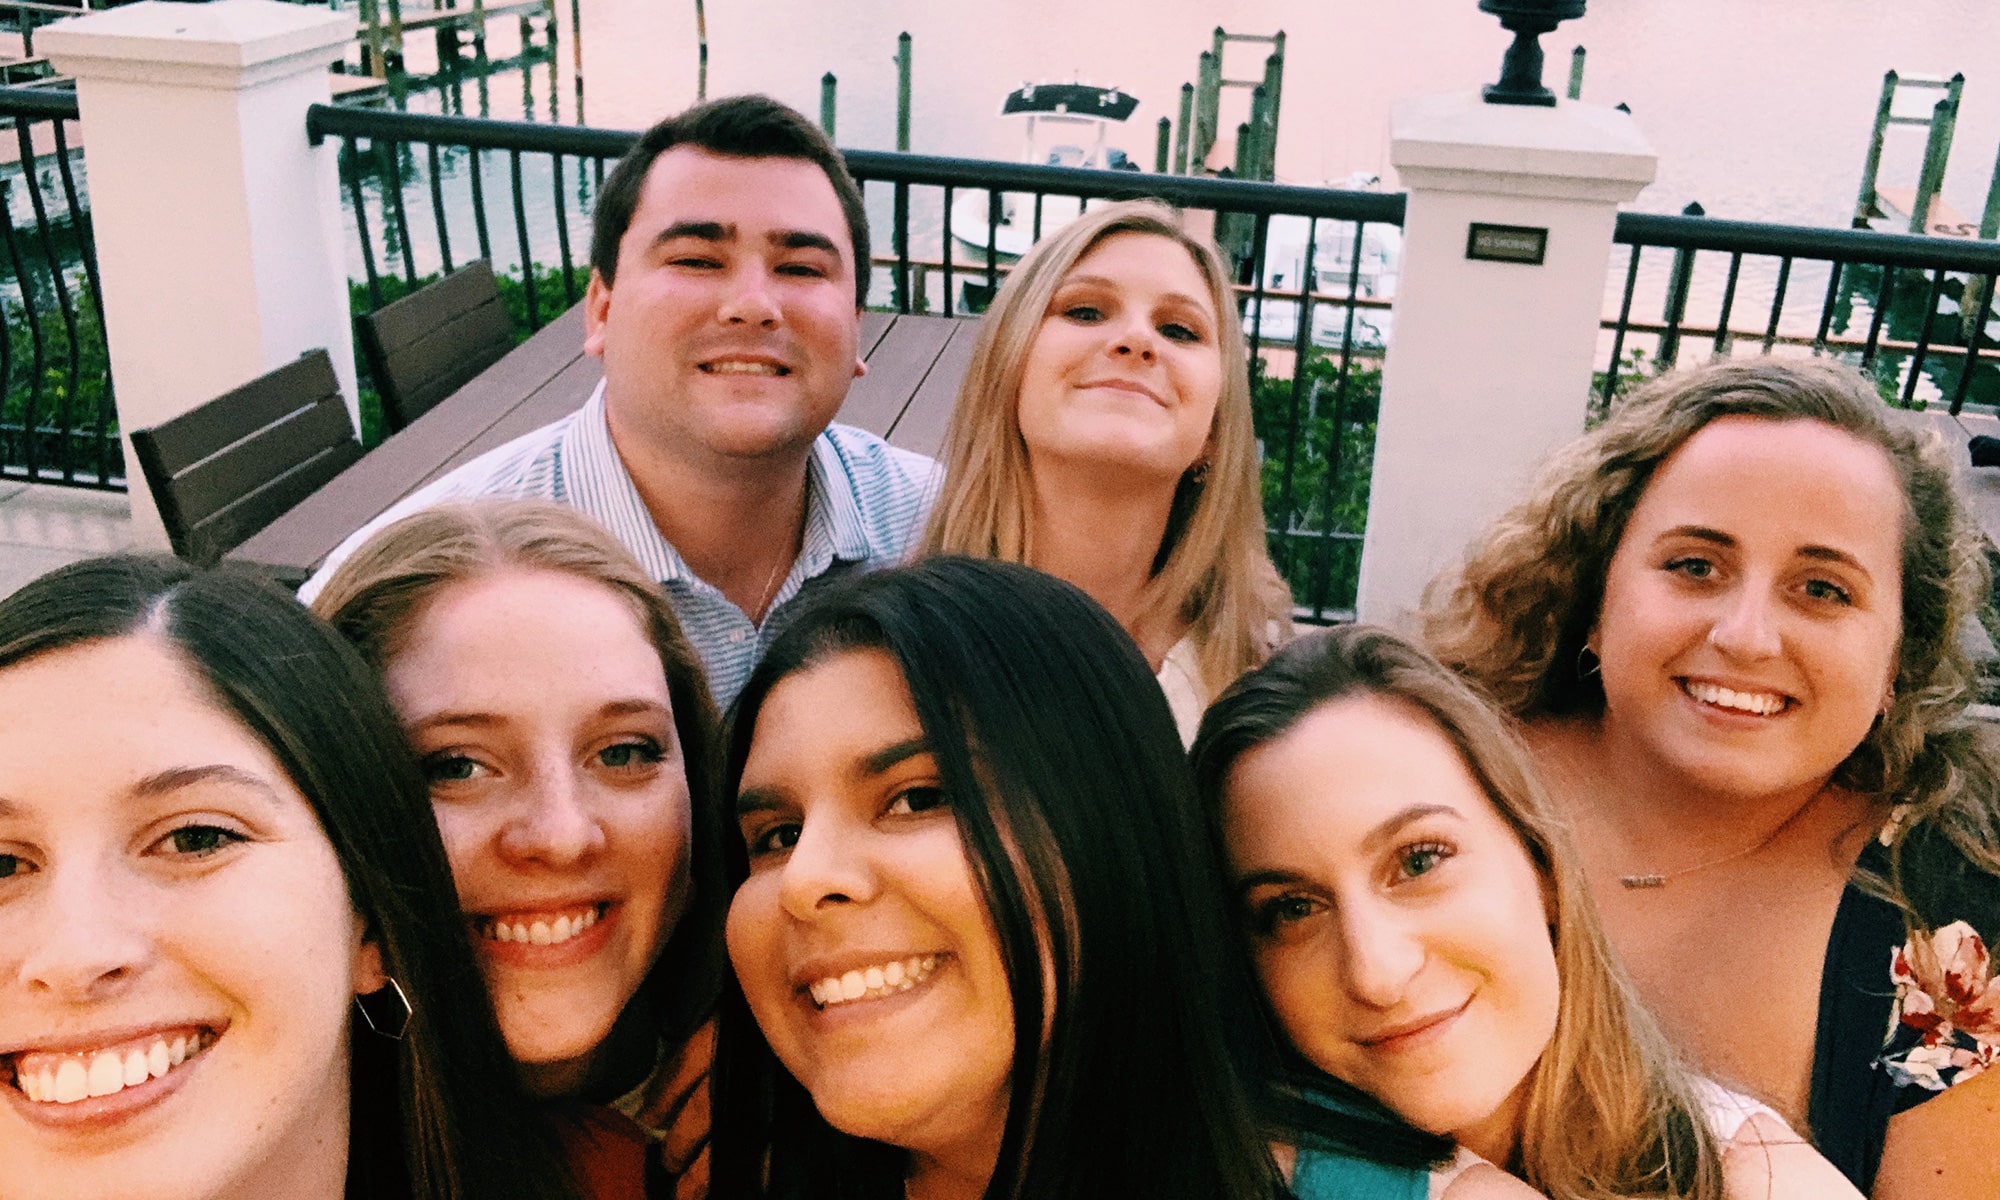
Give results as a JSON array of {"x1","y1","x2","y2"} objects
[
  {"x1": 1617, "y1": 789, "x2": 1826, "y2": 889},
  {"x1": 749, "y1": 551, "x2": 788, "y2": 626}
]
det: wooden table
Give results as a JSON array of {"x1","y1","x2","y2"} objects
[{"x1": 228, "y1": 306, "x2": 980, "y2": 587}]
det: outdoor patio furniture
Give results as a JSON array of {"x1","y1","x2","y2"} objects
[
  {"x1": 226, "y1": 306, "x2": 977, "y2": 589},
  {"x1": 130, "y1": 348, "x2": 365, "y2": 567},
  {"x1": 355, "y1": 258, "x2": 517, "y2": 432}
]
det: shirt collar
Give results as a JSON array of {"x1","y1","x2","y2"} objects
[{"x1": 560, "y1": 381, "x2": 875, "y2": 587}]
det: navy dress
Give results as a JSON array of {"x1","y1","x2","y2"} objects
[{"x1": 1808, "y1": 816, "x2": 2000, "y2": 1191}]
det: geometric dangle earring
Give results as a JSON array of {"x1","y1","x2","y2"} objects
[{"x1": 355, "y1": 977, "x2": 414, "y2": 1040}]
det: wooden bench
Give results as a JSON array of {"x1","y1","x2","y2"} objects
[
  {"x1": 227, "y1": 307, "x2": 980, "y2": 588},
  {"x1": 355, "y1": 259, "x2": 516, "y2": 432},
  {"x1": 132, "y1": 349, "x2": 365, "y2": 567}
]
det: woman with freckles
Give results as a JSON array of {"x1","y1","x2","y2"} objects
[
  {"x1": 921, "y1": 200, "x2": 1294, "y2": 743},
  {"x1": 711, "y1": 557, "x2": 1448, "y2": 1200},
  {"x1": 0, "y1": 555, "x2": 573, "y2": 1200},
  {"x1": 313, "y1": 499, "x2": 725, "y2": 1199},
  {"x1": 1192, "y1": 624, "x2": 1861, "y2": 1199},
  {"x1": 1425, "y1": 360, "x2": 2000, "y2": 1195}
]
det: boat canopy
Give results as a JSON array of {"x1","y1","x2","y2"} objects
[{"x1": 1001, "y1": 83, "x2": 1137, "y2": 122}]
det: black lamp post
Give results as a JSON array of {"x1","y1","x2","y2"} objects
[{"x1": 1479, "y1": 0, "x2": 1587, "y2": 107}]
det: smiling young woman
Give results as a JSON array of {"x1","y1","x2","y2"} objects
[
  {"x1": 0, "y1": 555, "x2": 573, "y2": 1200},
  {"x1": 1424, "y1": 359, "x2": 2000, "y2": 1196},
  {"x1": 919, "y1": 201, "x2": 1293, "y2": 743},
  {"x1": 313, "y1": 499, "x2": 727, "y2": 1199},
  {"x1": 1192, "y1": 624, "x2": 1863, "y2": 1200},
  {"x1": 710, "y1": 558, "x2": 1437, "y2": 1200}
]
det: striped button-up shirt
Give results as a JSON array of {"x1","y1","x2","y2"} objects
[{"x1": 303, "y1": 382, "x2": 941, "y2": 708}]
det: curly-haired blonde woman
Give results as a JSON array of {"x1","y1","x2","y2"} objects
[
  {"x1": 920, "y1": 201, "x2": 1293, "y2": 740},
  {"x1": 1425, "y1": 359, "x2": 2000, "y2": 1196}
]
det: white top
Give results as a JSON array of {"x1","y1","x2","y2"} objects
[
  {"x1": 1690, "y1": 1077, "x2": 1790, "y2": 1144},
  {"x1": 1156, "y1": 634, "x2": 1205, "y2": 747}
]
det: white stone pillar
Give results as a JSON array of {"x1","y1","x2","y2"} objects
[
  {"x1": 42, "y1": 0, "x2": 357, "y2": 549},
  {"x1": 1355, "y1": 92, "x2": 1655, "y2": 626}
]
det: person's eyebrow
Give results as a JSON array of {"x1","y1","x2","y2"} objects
[
  {"x1": 406, "y1": 710, "x2": 504, "y2": 732},
  {"x1": 1797, "y1": 544, "x2": 1874, "y2": 581},
  {"x1": 735, "y1": 786, "x2": 783, "y2": 817},
  {"x1": 130, "y1": 764, "x2": 286, "y2": 807},
  {"x1": 1359, "y1": 803, "x2": 1462, "y2": 856},
  {"x1": 771, "y1": 229, "x2": 841, "y2": 256},
  {"x1": 1655, "y1": 525, "x2": 1734, "y2": 548},
  {"x1": 1234, "y1": 867, "x2": 1310, "y2": 896},
  {"x1": 598, "y1": 698, "x2": 673, "y2": 720},
  {"x1": 861, "y1": 737, "x2": 930, "y2": 776},
  {"x1": 0, "y1": 796, "x2": 16, "y2": 818},
  {"x1": 1055, "y1": 273, "x2": 1213, "y2": 315},
  {"x1": 656, "y1": 220, "x2": 733, "y2": 245}
]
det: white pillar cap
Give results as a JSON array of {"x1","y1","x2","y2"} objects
[
  {"x1": 1392, "y1": 91, "x2": 1658, "y2": 203},
  {"x1": 42, "y1": 0, "x2": 356, "y2": 90}
]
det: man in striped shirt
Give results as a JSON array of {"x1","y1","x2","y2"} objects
[{"x1": 305, "y1": 96, "x2": 939, "y2": 708}]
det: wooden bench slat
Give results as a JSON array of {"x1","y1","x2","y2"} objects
[
  {"x1": 887, "y1": 317, "x2": 981, "y2": 460},
  {"x1": 185, "y1": 437, "x2": 366, "y2": 566},
  {"x1": 838, "y1": 315, "x2": 958, "y2": 437},
  {"x1": 230, "y1": 305, "x2": 590, "y2": 574},
  {"x1": 365, "y1": 260, "x2": 502, "y2": 353},
  {"x1": 859, "y1": 308, "x2": 895, "y2": 358},
  {"x1": 167, "y1": 396, "x2": 358, "y2": 528},
  {"x1": 137, "y1": 351, "x2": 341, "y2": 470},
  {"x1": 383, "y1": 298, "x2": 518, "y2": 423}
]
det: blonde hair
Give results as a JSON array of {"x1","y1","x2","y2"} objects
[
  {"x1": 1192, "y1": 625, "x2": 1727, "y2": 1199},
  {"x1": 1424, "y1": 358, "x2": 2000, "y2": 915},
  {"x1": 919, "y1": 200, "x2": 1292, "y2": 696},
  {"x1": 309, "y1": 498, "x2": 725, "y2": 1048}
]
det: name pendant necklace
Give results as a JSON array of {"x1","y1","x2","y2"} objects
[{"x1": 1618, "y1": 788, "x2": 1826, "y2": 889}]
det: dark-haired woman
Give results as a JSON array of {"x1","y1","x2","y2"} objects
[
  {"x1": 1425, "y1": 359, "x2": 2000, "y2": 1196},
  {"x1": 711, "y1": 556, "x2": 1460, "y2": 1200},
  {"x1": 0, "y1": 555, "x2": 576, "y2": 1200}
]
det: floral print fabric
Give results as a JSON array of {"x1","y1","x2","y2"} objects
[
  {"x1": 1881, "y1": 919, "x2": 2000, "y2": 1090},
  {"x1": 1810, "y1": 821, "x2": 2000, "y2": 1192}
]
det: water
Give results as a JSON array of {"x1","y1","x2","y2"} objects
[{"x1": 521, "y1": 0, "x2": 2000, "y2": 227}]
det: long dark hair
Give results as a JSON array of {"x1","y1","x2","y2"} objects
[
  {"x1": 711, "y1": 557, "x2": 1283, "y2": 1199},
  {"x1": 0, "y1": 555, "x2": 577, "y2": 1200}
]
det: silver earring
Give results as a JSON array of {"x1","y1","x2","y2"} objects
[
  {"x1": 356, "y1": 977, "x2": 413, "y2": 1040},
  {"x1": 1576, "y1": 644, "x2": 1601, "y2": 679}
]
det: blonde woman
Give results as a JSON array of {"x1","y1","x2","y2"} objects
[
  {"x1": 1424, "y1": 360, "x2": 2000, "y2": 1196},
  {"x1": 921, "y1": 200, "x2": 1292, "y2": 739},
  {"x1": 1192, "y1": 625, "x2": 1862, "y2": 1200}
]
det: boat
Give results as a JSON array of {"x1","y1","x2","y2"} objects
[
  {"x1": 1239, "y1": 174, "x2": 1401, "y2": 351},
  {"x1": 948, "y1": 81, "x2": 1141, "y2": 280}
]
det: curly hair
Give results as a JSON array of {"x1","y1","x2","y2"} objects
[{"x1": 1424, "y1": 357, "x2": 2000, "y2": 914}]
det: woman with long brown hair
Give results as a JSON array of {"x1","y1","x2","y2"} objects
[
  {"x1": 314, "y1": 499, "x2": 727, "y2": 1199},
  {"x1": 1194, "y1": 624, "x2": 1861, "y2": 1199},
  {"x1": 920, "y1": 201, "x2": 1292, "y2": 739}
]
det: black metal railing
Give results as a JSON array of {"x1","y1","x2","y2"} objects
[
  {"x1": 1601, "y1": 206, "x2": 2000, "y2": 414},
  {"x1": 0, "y1": 85, "x2": 115, "y2": 490},
  {"x1": 310, "y1": 102, "x2": 1403, "y2": 618}
]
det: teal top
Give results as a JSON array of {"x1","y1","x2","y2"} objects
[{"x1": 1291, "y1": 1146, "x2": 1428, "y2": 1200}]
